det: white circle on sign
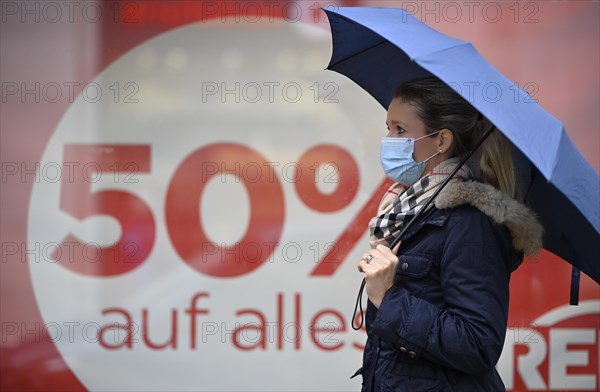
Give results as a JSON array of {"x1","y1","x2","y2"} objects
[
  {"x1": 28, "y1": 18, "x2": 385, "y2": 391},
  {"x1": 200, "y1": 174, "x2": 251, "y2": 245}
]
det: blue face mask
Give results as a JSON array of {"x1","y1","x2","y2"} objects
[{"x1": 380, "y1": 131, "x2": 441, "y2": 186}]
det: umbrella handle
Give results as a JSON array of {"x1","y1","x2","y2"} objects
[{"x1": 351, "y1": 124, "x2": 497, "y2": 330}]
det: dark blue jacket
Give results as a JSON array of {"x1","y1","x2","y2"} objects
[{"x1": 356, "y1": 181, "x2": 543, "y2": 391}]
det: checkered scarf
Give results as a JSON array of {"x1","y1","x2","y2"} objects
[{"x1": 369, "y1": 157, "x2": 472, "y2": 249}]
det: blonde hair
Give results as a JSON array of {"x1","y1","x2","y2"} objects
[
  {"x1": 394, "y1": 77, "x2": 518, "y2": 200},
  {"x1": 476, "y1": 121, "x2": 518, "y2": 200}
]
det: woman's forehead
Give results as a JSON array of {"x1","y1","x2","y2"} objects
[{"x1": 386, "y1": 99, "x2": 425, "y2": 129}]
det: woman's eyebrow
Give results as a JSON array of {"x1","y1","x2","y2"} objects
[{"x1": 386, "y1": 120, "x2": 409, "y2": 127}]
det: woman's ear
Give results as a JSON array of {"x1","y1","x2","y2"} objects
[{"x1": 438, "y1": 128, "x2": 454, "y2": 154}]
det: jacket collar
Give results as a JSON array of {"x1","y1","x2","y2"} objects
[{"x1": 433, "y1": 180, "x2": 543, "y2": 256}]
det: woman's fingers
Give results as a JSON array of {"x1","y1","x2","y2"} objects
[
  {"x1": 358, "y1": 243, "x2": 401, "y2": 275},
  {"x1": 375, "y1": 244, "x2": 399, "y2": 262},
  {"x1": 358, "y1": 252, "x2": 371, "y2": 272},
  {"x1": 357, "y1": 243, "x2": 402, "y2": 308}
]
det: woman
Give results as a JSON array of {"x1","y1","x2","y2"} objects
[{"x1": 355, "y1": 77, "x2": 543, "y2": 391}]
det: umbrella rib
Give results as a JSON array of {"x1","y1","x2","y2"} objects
[
  {"x1": 327, "y1": 39, "x2": 389, "y2": 69},
  {"x1": 415, "y1": 41, "x2": 472, "y2": 59}
]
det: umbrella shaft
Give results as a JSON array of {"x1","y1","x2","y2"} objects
[{"x1": 389, "y1": 124, "x2": 497, "y2": 250}]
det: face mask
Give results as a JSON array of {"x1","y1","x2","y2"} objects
[{"x1": 380, "y1": 131, "x2": 441, "y2": 186}]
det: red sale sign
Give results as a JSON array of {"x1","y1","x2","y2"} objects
[
  {"x1": 1, "y1": 1, "x2": 598, "y2": 391},
  {"x1": 23, "y1": 16, "x2": 387, "y2": 391}
]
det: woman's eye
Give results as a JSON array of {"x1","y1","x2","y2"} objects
[{"x1": 386, "y1": 126, "x2": 406, "y2": 136}]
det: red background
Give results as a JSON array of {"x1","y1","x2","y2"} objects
[{"x1": 1, "y1": 1, "x2": 598, "y2": 390}]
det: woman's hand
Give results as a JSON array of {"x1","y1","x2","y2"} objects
[{"x1": 358, "y1": 243, "x2": 401, "y2": 309}]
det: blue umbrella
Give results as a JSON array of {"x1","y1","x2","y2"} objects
[{"x1": 324, "y1": 7, "x2": 600, "y2": 293}]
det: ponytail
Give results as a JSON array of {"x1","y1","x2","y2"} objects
[{"x1": 477, "y1": 120, "x2": 519, "y2": 200}]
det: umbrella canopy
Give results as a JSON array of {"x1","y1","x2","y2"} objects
[{"x1": 325, "y1": 7, "x2": 600, "y2": 286}]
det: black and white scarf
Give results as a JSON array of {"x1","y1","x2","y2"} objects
[{"x1": 369, "y1": 158, "x2": 472, "y2": 249}]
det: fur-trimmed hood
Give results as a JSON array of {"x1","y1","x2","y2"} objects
[{"x1": 435, "y1": 181, "x2": 544, "y2": 257}]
